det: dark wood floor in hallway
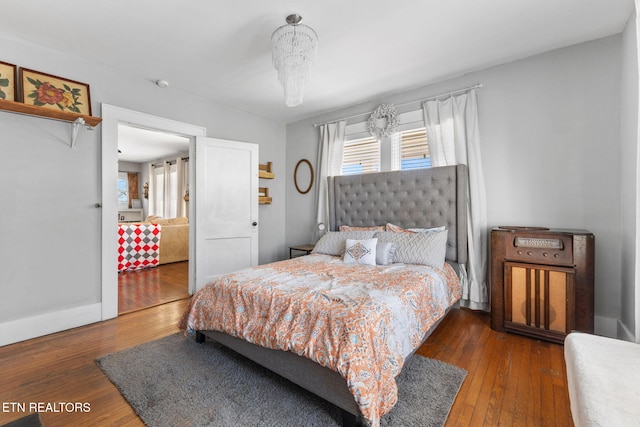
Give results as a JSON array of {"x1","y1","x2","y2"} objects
[{"x1": 118, "y1": 261, "x2": 190, "y2": 314}]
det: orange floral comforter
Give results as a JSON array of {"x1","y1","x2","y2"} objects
[{"x1": 179, "y1": 254, "x2": 461, "y2": 425}]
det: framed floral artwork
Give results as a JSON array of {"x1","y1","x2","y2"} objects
[
  {"x1": 0, "y1": 61, "x2": 17, "y2": 101},
  {"x1": 20, "y1": 68, "x2": 92, "y2": 116}
]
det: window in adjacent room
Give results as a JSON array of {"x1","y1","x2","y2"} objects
[{"x1": 117, "y1": 172, "x2": 129, "y2": 209}]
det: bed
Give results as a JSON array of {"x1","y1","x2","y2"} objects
[{"x1": 179, "y1": 165, "x2": 468, "y2": 426}]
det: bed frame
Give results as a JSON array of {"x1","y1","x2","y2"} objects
[{"x1": 196, "y1": 165, "x2": 468, "y2": 426}]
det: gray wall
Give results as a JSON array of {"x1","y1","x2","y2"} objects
[
  {"x1": 286, "y1": 35, "x2": 624, "y2": 336},
  {"x1": 620, "y1": 12, "x2": 638, "y2": 340},
  {"x1": 0, "y1": 34, "x2": 286, "y2": 325}
]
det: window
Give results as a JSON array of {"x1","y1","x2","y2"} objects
[
  {"x1": 341, "y1": 135, "x2": 380, "y2": 175},
  {"x1": 117, "y1": 172, "x2": 129, "y2": 209},
  {"x1": 340, "y1": 108, "x2": 431, "y2": 176},
  {"x1": 398, "y1": 127, "x2": 431, "y2": 170}
]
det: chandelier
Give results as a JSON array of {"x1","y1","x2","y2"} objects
[{"x1": 271, "y1": 14, "x2": 318, "y2": 107}]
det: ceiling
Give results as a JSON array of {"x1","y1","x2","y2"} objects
[
  {"x1": 1, "y1": 1, "x2": 634, "y2": 127},
  {"x1": 117, "y1": 125, "x2": 189, "y2": 163}
]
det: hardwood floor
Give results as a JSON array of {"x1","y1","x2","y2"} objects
[
  {"x1": 118, "y1": 261, "x2": 190, "y2": 314},
  {"x1": 417, "y1": 309, "x2": 573, "y2": 426},
  {"x1": 0, "y1": 303, "x2": 573, "y2": 427},
  {"x1": 0, "y1": 300, "x2": 191, "y2": 427}
]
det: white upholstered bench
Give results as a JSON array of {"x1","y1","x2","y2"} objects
[{"x1": 565, "y1": 332, "x2": 640, "y2": 426}]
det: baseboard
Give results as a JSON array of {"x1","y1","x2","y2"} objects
[{"x1": 0, "y1": 303, "x2": 102, "y2": 347}]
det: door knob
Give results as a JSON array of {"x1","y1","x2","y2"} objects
[{"x1": 252, "y1": 222, "x2": 258, "y2": 226}]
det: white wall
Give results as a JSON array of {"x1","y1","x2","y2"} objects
[
  {"x1": 0, "y1": 34, "x2": 286, "y2": 340},
  {"x1": 286, "y1": 35, "x2": 624, "y2": 336}
]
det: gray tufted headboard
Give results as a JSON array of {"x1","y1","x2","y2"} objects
[{"x1": 327, "y1": 165, "x2": 468, "y2": 264}]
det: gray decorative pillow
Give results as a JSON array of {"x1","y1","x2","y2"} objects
[
  {"x1": 374, "y1": 230, "x2": 448, "y2": 268},
  {"x1": 312, "y1": 231, "x2": 378, "y2": 256},
  {"x1": 376, "y1": 242, "x2": 396, "y2": 265},
  {"x1": 344, "y1": 238, "x2": 377, "y2": 266}
]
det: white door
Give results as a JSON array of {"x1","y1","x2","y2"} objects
[{"x1": 194, "y1": 136, "x2": 258, "y2": 291}]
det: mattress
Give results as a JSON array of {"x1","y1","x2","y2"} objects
[{"x1": 179, "y1": 253, "x2": 461, "y2": 423}]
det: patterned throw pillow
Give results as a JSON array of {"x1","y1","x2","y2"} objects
[
  {"x1": 339, "y1": 225, "x2": 385, "y2": 232},
  {"x1": 374, "y1": 230, "x2": 448, "y2": 269},
  {"x1": 312, "y1": 231, "x2": 378, "y2": 256},
  {"x1": 344, "y1": 238, "x2": 377, "y2": 266},
  {"x1": 386, "y1": 223, "x2": 446, "y2": 234}
]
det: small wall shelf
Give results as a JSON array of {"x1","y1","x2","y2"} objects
[
  {"x1": 0, "y1": 99, "x2": 102, "y2": 126},
  {"x1": 259, "y1": 187, "x2": 272, "y2": 204},
  {"x1": 0, "y1": 99, "x2": 102, "y2": 148},
  {"x1": 259, "y1": 162, "x2": 275, "y2": 179},
  {"x1": 258, "y1": 162, "x2": 274, "y2": 204}
]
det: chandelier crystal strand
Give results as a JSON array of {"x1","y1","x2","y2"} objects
[{"x1": 271, "y1": 15, "x2": 318, "y2": 107}]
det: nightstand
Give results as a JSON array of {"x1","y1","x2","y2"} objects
[{"x1": 289, "y1": 244, "x2": 314, "y2": 258}]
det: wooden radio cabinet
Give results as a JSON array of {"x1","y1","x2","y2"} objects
[{"x1": 490, "y1": 227, "x2": 594, "y2": 344}]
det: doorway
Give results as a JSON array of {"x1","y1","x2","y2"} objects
[
  {"x1": 117, "y1": 124, "x2": 191, "y2": 314},
  {"x1": 101, "y1": 104, "x2": 206, "y2": 320}
]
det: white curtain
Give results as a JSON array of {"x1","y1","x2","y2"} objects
[
  {"x1": 423, "y1": 89, "x2": 488, "y2": 310},
  {"x1": 148, "y1": 158, "x2": 188, "y2": 218},
  {"x1": 314, "y1": 121, "x2": 346, "y2": 241},
  {"x1": 147, "y1": 163, "x2": 157, "y2": 216},
  {"x1": 163, "y1": 161, "x2": 172, "y2": 218},
  {"x1": 176, "y1": 157, "x2": 188, "y2": 218}
]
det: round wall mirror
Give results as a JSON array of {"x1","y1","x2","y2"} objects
[{"x1": 294, "y1": 159, "x2": 314, "y2": 194}]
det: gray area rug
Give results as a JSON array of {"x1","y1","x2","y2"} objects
[
  {"x1": 0, "y1": 414, "x2": 41, "y2": 427},
  {"x1": 96, "y1": 333, "x2": 466, "y2": 427}
]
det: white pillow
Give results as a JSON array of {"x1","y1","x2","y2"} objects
[
  {"x1": 374, "y1": 230, "x2": 448, "y2": 269},
  {"x1": 344, "y1": 238, "x2": 377, "y2": 266},
  {"x1": 376, "y1": 242, "x2": 396, "y2": 265},
  {"x1": 312, "y1": 231, "x2": 378, "y2": 256}
]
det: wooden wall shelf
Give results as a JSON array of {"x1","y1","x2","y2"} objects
[
  {"x1": 258, "y1": 187, "x2": 272, "y2": 204},
  {"x1": 0, "y1": 99, "x2": 102, "y2": 127},
  {"x1": 0, "y1": 99, "x2": 102, "y2": 148},
  {"x1": 259, "y1": 162, "x2": 275, "y2": 179}
]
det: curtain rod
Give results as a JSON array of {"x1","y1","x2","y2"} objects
[
  {"x1": 152, "y1": 156, "x2": 189, "y2": 167},
  {"x1": 313, "y1": 83, "x2": 482, "y2": 128}
]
